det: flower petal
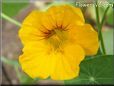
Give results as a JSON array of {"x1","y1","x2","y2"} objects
[
  {"x1": 22, "y1": 10, "x2": 42, "y2": 27},
  {"x1": 22, "y1": 10, "x2": 54, "y2": 30},
  {"x1": 40, "y1": 12, "x2": 55, "y2": 30},
  {"x1": 19, "y1": 25, "x2": 45, "y2": 45},
  {"x1": 64, "y1": 43, "x2": 85, "y2": 69},
  {"x1": 19, "y1": 41, "x2": 57, "y2": 79},
  {"x1": 19, "y1": 11, "x2": 57, "y2": 45},
  {"x1": 51, "y1": 44, "x2": 85, "y2": 80},
  {"x1": 68, "y1": 5, "x2": 85, "y2": 23},
  {"x1": 69, "y1": 24, "x2": 99, "y2": 55},
  {"x1": 47, "y1": 5, "x2": 84, "y2": 29}
]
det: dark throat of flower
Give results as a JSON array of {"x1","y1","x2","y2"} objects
[{"x1": 45, "y1": 28, "x2": 68, "y2": 50}]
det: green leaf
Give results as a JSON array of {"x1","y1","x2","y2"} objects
[
  {"x1": 65, "y1": 55, "x2": 114, "y2": 85},
  {"x1": 2, "y1": 2, "x2": 28, "y2": 17},
  {"x1": 102, "y1": 29, "x2": 113, "y2": 55}
]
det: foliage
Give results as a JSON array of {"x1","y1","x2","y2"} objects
[
  {"x1": 2, "y1": 2, "x2": 28, "y2": 17},
  {"x1": 65, "y1": 55, "x2": 114, "y2": 85}
]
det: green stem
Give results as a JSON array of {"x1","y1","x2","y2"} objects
[
  {"x1": 100, "y1": 31, "x2": 106, "y2": 54},
  {"x1": 100, "y1": 6, "x2": 110, "y2": 27},
  {"x1": 95, "y1": 2, "x2": 106, "y2": 55},
  {"x1": 95, "y1": 3, "x2": 101, "y2": 39},
  {"x1": 1, "y1": 13, "x2": 21, "y2": 27},
  {"x1": 99, "y1": 6, "x2": 110, "y2": 54}
]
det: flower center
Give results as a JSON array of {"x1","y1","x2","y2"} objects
[{"x1": 46, "y1": 28, "x2": 68, "y2": 50}]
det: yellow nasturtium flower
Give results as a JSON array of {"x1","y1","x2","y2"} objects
[{"x1": 19, "y1": 5, "x2": 99, "y2": 80}]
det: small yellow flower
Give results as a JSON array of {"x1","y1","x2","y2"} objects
[{"x1": 19, "y1": 5, "x2": 99, "y2": 80}]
